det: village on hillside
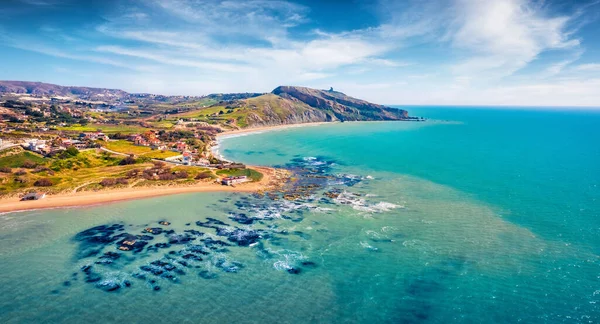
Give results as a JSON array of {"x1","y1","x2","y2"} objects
[{"x1": 0, "y1": 91, "x2": 259, "y2": 198}]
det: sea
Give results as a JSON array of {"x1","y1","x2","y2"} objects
[{"x1": 1, "y1": 107, "x2": 599, "y2": 323}]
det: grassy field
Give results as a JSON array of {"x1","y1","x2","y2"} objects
[
  {"x1": 216, "y1": 168, "x2": 263, "y2": 182},
  {"x1": 57, "y1": 123, "x2": 147, "y2": 134},
  {"x1": 0, "y1": 149, "x2": 217, "y2": 196},
  {"x1": 148, "y1": 120, "x2": 175, "y2": 129},
  {"x1": 102, "y1": 140, "x2": 180, "y2": 159},
  {"x1": 0, "y1": 150, "x2": 46, "y2": 168}
]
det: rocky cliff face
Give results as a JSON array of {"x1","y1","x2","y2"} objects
[{"x1": 272, "y1": 86, "x2": 408, "y2": 121}]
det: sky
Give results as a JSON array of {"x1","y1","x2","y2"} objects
[{"x1": 1, "y1": 0, "x2": 599, "y2": 107}]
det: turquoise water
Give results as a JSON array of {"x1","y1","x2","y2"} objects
[{"x1": 1, "y1": 107, "x2": 600, "y2": 323}]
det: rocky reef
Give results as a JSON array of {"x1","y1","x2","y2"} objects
[{"x1": 61, "y1": 156, "x2": 402, "y2": 293}]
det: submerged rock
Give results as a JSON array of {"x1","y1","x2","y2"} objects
[
  {"x1": 97, "y1": 280, "x2": 121, "y2": 292},
  {"x1": 198, "y1": 270, "x2": 218, "y2": 279}
]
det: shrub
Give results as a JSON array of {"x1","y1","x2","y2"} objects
[
  {"x1": 32, "y1": 166, "x2": 50, "y2": 173},
  {"x1": 158, "y1": 173, "x2": 177, "y2": 181},
  {"x1": 195, "y1": 171, "x2": 213, "y2": 180},
  {"x1": 22, "y1": 161, "x2": 38, "y2": 169},
  {"x1": 100, "y1": 178, "x2": 116, "y2": 187},
  {"x1": 125, "y1": 169, "x2": 140, "y2": 178},
  {"x1": 0, "y1": 166, "x2": 11, "y2": 173},
  {"x1": 152, "y1": 161, "x2": 166, "y2": 168},
  {"x1": 116, "y1": 177, "x2": 129, "y2": 185},
  {"x1": 175, "y1": 171, "x2": 188, "y2": 179},
  {"x1": 14, "y1": 177, "x2": 27, "y2": 184},
  {"x1": 15, "y1": 170, "x2": 27, "y2": 176},
  {"x1": 119, "y1": 156, "x2": 137, "y2": 165},
  {"x1": 34, "y1": 178, "x2": 53, "y2": 187}
]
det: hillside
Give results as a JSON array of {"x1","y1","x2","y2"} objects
[
  {"x1": 0, "y1": 80, "x2": 416, "y2": 130},
  {"x1": 0, "y1": 81, "x2": 128, "y2": 100},
  {"x1": 272, "y1": 86, "x2": 408, "y2": 122}
]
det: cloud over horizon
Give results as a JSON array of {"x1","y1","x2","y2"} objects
[{"x1": 1, "y1": 0, "x2": 599, "y2": 107}]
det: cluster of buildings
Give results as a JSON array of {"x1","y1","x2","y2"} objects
[
  {"x1": 127, "y1": 131, "x2": 211, "y2": 166},
  {"x1": 22, "y1": 131, "x2": 108, "y2": 155}
]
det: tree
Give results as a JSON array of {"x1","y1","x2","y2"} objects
[
  {"x1": 65, "y1": 146, "x2": 79, "y2": 157},
  {"x1": 119, "y1": 155, "x2": 137, "y2": 165}
]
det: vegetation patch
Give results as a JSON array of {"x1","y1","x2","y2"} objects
[
  {"x1": 0, "y1": 151, "x2": 46, "y2": 168},
  {"x1": 103, "y1": 140, "x2": 179, "y2": 158},
  {"x1": 216, "y1": 168, "x2": 263, "y2": 182}
]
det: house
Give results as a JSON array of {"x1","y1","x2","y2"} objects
[
  {"x1": 20, "y1": 192, "x2": 46, "y2": 201},
  {"x1": 176, "y1": 141, "x2": 188, "y2": 152},
  {"x1": 221, "y1": 176, "x2": 248, "y2": 186},
  {"x1": 28, "y1": 139, "x2": 46, "y2": 152},
  {"x1": 96, "y1": 132, "x2": 109, "y2": 141},
  {"x1": 196, "y1": 158, "x2": 210, "y2": 166},
  {"x1": 133, "y1": 135, "x2": 148, "y2": 146},
  {"x1": 182, "y1": 151, "x2": 192, "y2": 165},
  {"x1": 152, "y1": 144, "x2": 167, "y2": 151},
  {"x1": 148, "y1": 138, "x2": 161, "y2": 147}
]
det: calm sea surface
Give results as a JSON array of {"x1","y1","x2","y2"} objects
[{"x1": 1, "y1": 107, "x2": 599, "y2": 323}]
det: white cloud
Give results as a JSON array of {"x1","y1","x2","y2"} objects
[
  {"x1": 450, "y1": 0, "x2": 579, "y2": 77},
  {"x1": 574, "y1": 63, "x2": 600, "y2": 71},
  {"x1": 1, "y1": 0, "x2": 598, "y2": 106}
]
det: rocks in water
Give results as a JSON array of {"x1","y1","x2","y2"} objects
[
  {"x1": 198, "y1": 270, "x2": 218, "y2": 279},
  {"x1": 146, "y1": 242, "x2": 171, "y2": 253},
  {"x1": 68, "y1": 156, "x2": 365, "y2": 293},
  {"x1": 143, "y1": 227, "x2": 164, "y2": 235},
  {"x1": 201, "y1": 237, "x2": 232, "y2": 249},
  {"x1": 63, "y1": 281, "x2": 71, "y2": 287},
  {"x1": 132, "y1": 272, "x2": 146, "y2": 280},
  {"x1": 215, "y1": 228, "x2": 262, "y2": 246},
  {"x1": 195, "y1": 217, "x2": 230, "y2": 229},
  {"x1": 301, "y1": 261, "x2": 317, "y2": 268},
  {"x1": 140, "y1": 265, "x2": 164, "y2": 276},
  {"x1": 99, "y1": 251, "x2": 121, "y2": 260},
  {"x1": 183, "y1": 229, "x2": 204, "y2": 236},
  {"x1": 96, "y1": 280, "x2": 121, "y2": 292},
  {"x1": 115, "y1": 234, "x2": 148, "y2": 253},
  {"x1": 228, "y1": 213, "x2": 258, "y2": 225},
  {"x1": 182, "y1": 254, "x2": 203, "y2": 261},
  {"x1": 167, "y1": 233, "x2": 195, "y2": 244}
]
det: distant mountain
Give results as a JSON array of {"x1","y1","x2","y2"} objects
[{"x1": 0, "y1": 81, "x2": 128, "y2": 99}]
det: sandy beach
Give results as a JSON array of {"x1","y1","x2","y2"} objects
[
  {"x1": 0, "y1": 166, "x2": 287, "y2": 214},
  {"x1": 0, "y1": 122, "x2": 331, "y2": 214}
]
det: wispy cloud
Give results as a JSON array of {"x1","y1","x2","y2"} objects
[
  {"x1": 574, "y1": 63, "x2": 600, "y2": 71},
  {"x1": 0, "y1": 0, "x2": 598, "y2": 106}
]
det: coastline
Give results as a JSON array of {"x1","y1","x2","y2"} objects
[
  {"x1": 212, "y1": 121, "x2": 333, "y2": 161},
  {"x1": 1, "y1": 122, "x2": 332, "y2": 214},
  {"x1": 0, "y1": 166, "x2": 287, "y2": 214}
]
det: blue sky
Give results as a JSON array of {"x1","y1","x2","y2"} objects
[{"x1": 1, "y1": 0, "x2": 599, "y2": 106}]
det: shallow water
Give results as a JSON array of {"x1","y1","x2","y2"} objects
[{"x1": 1, "y1": 107, "x2": 599, "y2": 323}]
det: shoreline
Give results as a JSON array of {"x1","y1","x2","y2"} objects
[
  {"x1": 211, "y1": 121, "x2": 333, "y2": 161},
  {"x1": 0, "y1": 166, "x2": 286, "y2": 214}
]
